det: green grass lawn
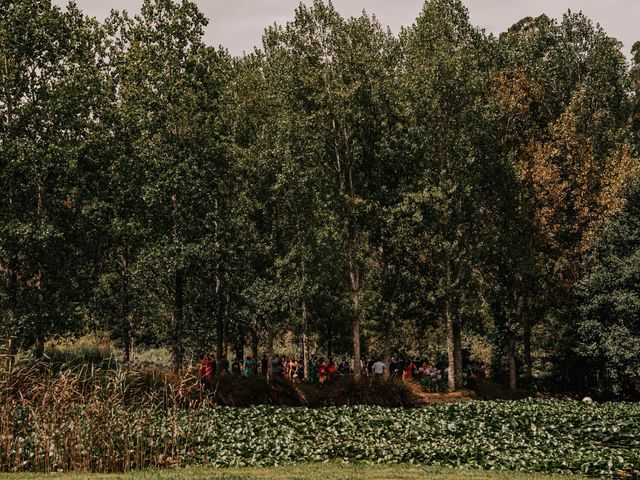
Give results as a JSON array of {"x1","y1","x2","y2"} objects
[{"x1": 0, "y1": 464, "x2": 585, "y2": 480}]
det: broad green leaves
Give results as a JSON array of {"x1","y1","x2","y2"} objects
[{"x1": 5, "y1": 400, "x2": 640, "y2": 475}]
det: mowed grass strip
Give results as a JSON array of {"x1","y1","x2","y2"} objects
[{"x1": 0, "y1": 464, "x2": 587, "y2": 480}]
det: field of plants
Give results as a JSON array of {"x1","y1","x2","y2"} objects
[{"x1": 3, "y1": 399, "x2": 639, "y2": 477}]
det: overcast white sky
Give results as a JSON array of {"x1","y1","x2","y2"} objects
[{"x1": 53, "y1": 0, "x2": 639, "y2": 58}]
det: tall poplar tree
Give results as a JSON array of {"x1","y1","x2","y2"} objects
[
  {"x1": 111, "y1": 0, "x2": 230, "y2": 372},
  {"x1": 397, "y1": 0, "x2": 492, "y2": 390},
  {"x1": 1, "y1": 0, "x2": 105, "y2": 352}
]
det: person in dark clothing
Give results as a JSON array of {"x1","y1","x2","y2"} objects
[
  {"x1": 231, "y1": 358, "x2": 241, "y2": 375},
  {"x1": 272, "y1": 355, "x2": 283, "y2": 375},
  {"x1": 261, "y1": 354, "x2": 268, "y2": 375},
  {"x1": 389, "y1": 356, "x2": 399, "y2": 377},
  {"x1": 327, "y1": 357, "x2": 336, "y2": 383},
  {"x1": 367, "y1": 359, "x2": 375, "y2": 376},
  {"x1": 219, "y1": 357, "x2": 229, "y2": 375}
]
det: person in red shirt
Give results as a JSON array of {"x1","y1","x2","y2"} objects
[
  {"x1": 198, "y1": 356, "x2": 207, "y2": 385},
  {"x1": 403, "y1": 359, "x2": 415, "y2": 382},
  {"x1": 205, "y1": 354, "x2": 215, "y2": 381},
  {"x1": 318, "y1": 358, "x2": 327, "y2": 384}
]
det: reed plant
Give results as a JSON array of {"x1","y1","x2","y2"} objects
[
  {"x1": 0, "y1": 361, "x2": 207, "y2": 473},
  {"x1": 0, "y1": 362, "x2": 425, "y2": 473}
]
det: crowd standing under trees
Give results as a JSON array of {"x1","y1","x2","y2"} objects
[
  {"x1": 2, "y1": 0, "x2": 640, "y2": 398},
  {"x1": 196, "y1": 351, "x2": 468, "y2": 390}
]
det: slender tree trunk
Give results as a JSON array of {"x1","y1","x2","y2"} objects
[
  {"x1": 523, "y1": 318, "x2": 532, "y2": 387},
  {"x1": 489, "y1": 297, "x2": 515, "y2": 386},
  {"x1": 251, "y1": 328, "x2": 258, "y2": 375},
  {"x1": 127, "y1": 314, "x2": 135, "y2": 362},
  {"x1": 215, "y1": 271, "x2": 224, "y2": 373},
  {"x1": 267, "y1": 326, "x2": 274, "y2": 382},
  {"x1": 445, "y1": 297, "x2": 456, "y2": 391},
  {"x1": 348, "y1": 250, "x2": 361, "y2": 380},
  {"x1": 33, "y1": 185, "x2": 45, "y2": 358},
  {"x1": 235, "y1": 328, "x2": 244, "y2": 362},
  {"x1": 171, "y1": 269, "x2": 184, "y2": 374},
  {"x1": 380, "y1": 251, "x2": 392, "y2": 379},
  {"x1": 122, "y1": 250, "x2": 134, "y2": 364},
  {"x1": 122, "y1": 317, "x2": 132, "y2": 363},
  {"x1": 454, "y1": 320, "x2": 463, "y2": 388},
  {"x1": 215, "y1": 319, "x2": 223, "y2": 373},
  {"x1": 213, "y1": 198, "x2": 224, "y2": 373},
  {"x1": 222, "y1": 290, "x2": 230, "y2": 358},
  {"x1": 383, "y1": 324, "x2": 392, "y2": 379},
  {"x1": 326, "y1": 317, "x2": 332, "y2": 358},
  {"x1": 332, "y1": 116, "x2": 361, "y2": 380},
  {"x1": 170, "y1": 188, "x2": 184, "y2": 373},
  {"x1": 5, "y1": 258, "x2": 17, "y2": 346},
  {"x1": 1, "y1": 247, "x2": 15, "y2": 369},
  {"x1": 4, "y1": 58, "x2": 17, "y2": 360},
  {"x1": 302, "y1": 299, "x2": 309, "y2": 381},
  {"x1": 508, "y1": 331, "x2": 517, "y2": 391},
  {"x1": 352, "y1": 288, "x2": 361, "y2": 380},
  {"x1": 122, "y1": 292, "x2": 131, "y2": 364}
]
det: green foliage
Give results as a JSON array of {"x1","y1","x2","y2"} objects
[
  {"x1": 43, "y1": 334, "x2": 115, "y2": 366},
  {"x1": 576, "y1": 180, "x2": 640, "y2": 396},
  {"x1": 2, "y1": 399, "x2": 640, "y2": 475},
  {"x1": 0, "y1": 0, "x2": 107, "y2": 344},
  {"x1": 1, "y1": 0, "x2": 639, "y2": 397}
]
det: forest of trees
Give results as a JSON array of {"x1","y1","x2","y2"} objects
[{"x1": 2, "y1": 0, "x2": 640, "y2": 396}]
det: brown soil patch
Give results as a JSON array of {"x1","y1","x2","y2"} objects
[{"x1": 419, "y1": 389, "x2": 479, "y2": 403}]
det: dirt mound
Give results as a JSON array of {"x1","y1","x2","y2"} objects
[
  {"x1": 207, "y1": 375, "x2": 308, "y2": 406},
  {"x1": 421, "y1": 389, "x2": 478, "y2": 403},
  {"x1": 301, "y1": 377, "x2": 424, "y2": 407}
]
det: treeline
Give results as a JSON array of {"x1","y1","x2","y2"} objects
[{"x1": 2, "y1": 0, "x2": 640, "y2": 396}]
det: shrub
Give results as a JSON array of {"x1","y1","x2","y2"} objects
[
  {"x1": 206, "y1": 375, "x2": 307, "y2": 406},
  {"x1": 415, "y1": 375, "x2": 448, "y2": 393},
  {"x1": 303, "y1": 376, "x2": 424, "y2": 407},
  {"x1": 43, "y1": 334, "x2": 116, "y2": 367},
  {"x1": 131, "y1": 347, "x2": 173, "y2": 368}
]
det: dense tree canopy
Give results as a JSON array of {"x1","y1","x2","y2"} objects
[
  {"x1": 1, "y1": 0, "x2": 639, "y2": 396},
  {"x1": 576, "y1": 180, "x2": 640, "y2": 396}
]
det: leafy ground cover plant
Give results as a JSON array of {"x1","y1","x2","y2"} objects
[{"x1": 2, "y1": 398, "x2": 639, "y2": 476}]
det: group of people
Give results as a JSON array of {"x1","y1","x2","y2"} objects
[
  {"x1": 197, "y1": 353, "x2": 256, "y2": 380},
  {"x1": 198, "y1": 353, "x2": 487, "y2": 384},
  {"x1": 361, "y1": 357, "x2": 486, "y2": 381},
  {"x1": 358, "y1": 357, "x2": 443, "y2": 381},
  {"x1": 197, "y1": 353, "x2": 348, "y2": 384},
  {"x1": 271, "y1": 355, "x2": 347, "y2": 383}
]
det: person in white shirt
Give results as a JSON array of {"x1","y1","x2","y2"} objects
[{"x1": 372, "y1": 359, "x2": 385, "y2": 376}]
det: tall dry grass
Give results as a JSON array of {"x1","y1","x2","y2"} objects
[
  {"x1": 0, "y1": 363, "x2": 310, "y2": 472},
  {"x1": 0, "y1": 362, "x2": 206, "y2": 473},
  {"x1": 0, "y1": 362, "x2": 422, "y2": 473}
]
